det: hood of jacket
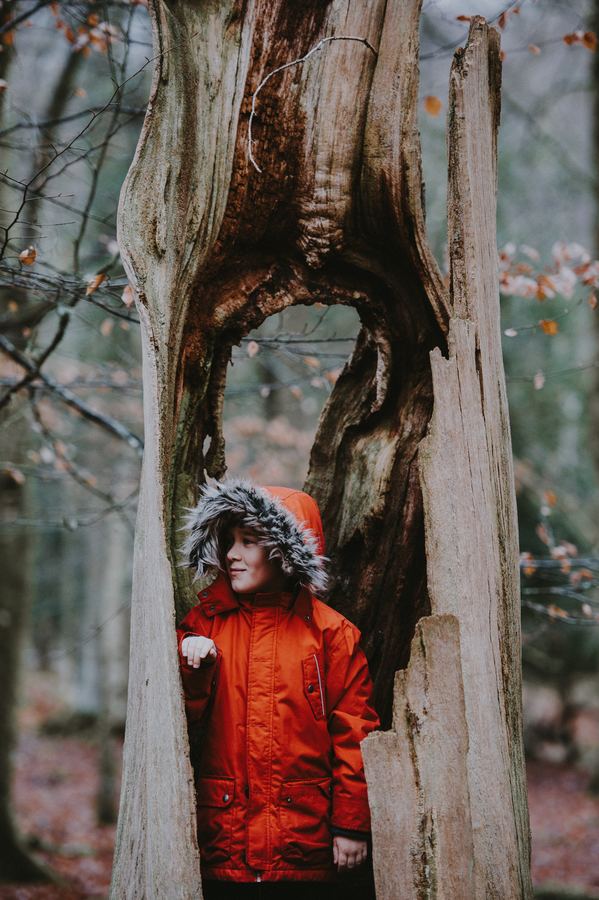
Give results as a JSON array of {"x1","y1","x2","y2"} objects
[{"x1": 179, "y1": 478, "x2": 329, "y2": 597}]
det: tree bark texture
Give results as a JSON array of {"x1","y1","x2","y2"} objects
[{"x1": 112, "y1": 2, "x2": 531, "y2": 897}]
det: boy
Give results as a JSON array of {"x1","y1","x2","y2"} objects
[{"x1": 177, "y1": 479, "x2": 380, "y2": 898}]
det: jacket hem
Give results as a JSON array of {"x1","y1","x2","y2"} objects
[{"x1": 201, "y1": 864, "x2": 340, "y2": 884}]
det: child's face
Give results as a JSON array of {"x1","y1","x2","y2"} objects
[{"x1": 224, "y1": 525, "x2": 290, "y2": 595}]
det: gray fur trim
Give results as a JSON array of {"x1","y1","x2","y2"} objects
[{"x1": 177, "y1": 478, "x2": 329, "y2": 597}]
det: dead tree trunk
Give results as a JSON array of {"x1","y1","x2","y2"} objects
[{"x1": 111, "y1": 2, "x2": 531, "y2": 897}]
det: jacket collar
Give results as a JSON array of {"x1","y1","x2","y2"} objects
[{"x1": 197, "y1": 571, "x2": 314, "y2": 621}]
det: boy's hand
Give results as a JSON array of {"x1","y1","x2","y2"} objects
[
  {"x1": 332, "y1": 835, "x2": 367, "y2": 871},
  {"x1": 181, "y1": 635, "x2": 217, "y2": 668}
]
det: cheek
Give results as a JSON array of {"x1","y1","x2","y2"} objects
[{"x1": 245, "y1": 545, "x2": 269, "y2": 572}]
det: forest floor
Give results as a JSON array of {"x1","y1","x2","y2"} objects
[{"x1": 0, "y1": 675, "x2": 598, "y2": 898}]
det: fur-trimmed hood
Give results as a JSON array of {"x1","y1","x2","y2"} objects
[{"x1": 178, "y1": 479, "x2": 329, "y2": 597}]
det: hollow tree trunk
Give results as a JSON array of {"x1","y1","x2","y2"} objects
[{"x1": 111, "y1": 2, "x2": 531, "y2": 897}]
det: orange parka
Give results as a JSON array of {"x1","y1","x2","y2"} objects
[{"x1": 177, "y1": 481, "x2": 380, "y2": 884}]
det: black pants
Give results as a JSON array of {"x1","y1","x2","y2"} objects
[{"x1": 202, "y1": 875, "x2": 375, "y2": 899}]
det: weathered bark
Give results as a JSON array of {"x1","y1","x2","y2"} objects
[
  {"x1": 112, "y1": 2, "x2": 531, "y2": 897},
  {"x1": 362, "y1": 615, "x2": 474, "y2": 899}
]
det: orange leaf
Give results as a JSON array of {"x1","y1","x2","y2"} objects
[
  {"x1": 528, "y1": 43, "x2": 541, "y2": 55},
  {"x1": 121, "y1": 284, "x2": 135, "y2": 308},
  {"x1": 583, "y1": 31, "x2": 597, "y2": 50},
  {"x1": 302, "y1": 356, "x2": 320, "y2": 369},
  {"x1": 543, "y1": 489, "x2": 557, "y2": 507},
  {"x1": 423, "y1": 95, "x2": 442, "y2": 117},
  {"x1": 456, "y1": 15, "x2": 472, "y2": 22},
  {"x1": 539, "y1": 318, "x2": 559, "y2": 335},
  {"x1": 19, "y1": 246, "x2": 36, "y2": 265},
  {"x1": 547, "y1": 603, "x2": 568, "y2": 619},
  {"x1": 536, "y1": 522, "x2": 551, "y2": 546},
  {"x1": 86, "y1": 273, "x2": 106, "y2": 295}
]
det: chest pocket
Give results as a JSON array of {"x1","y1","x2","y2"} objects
[{"x1": 302, "y1": 652, "x2": 326, "y2": 720}]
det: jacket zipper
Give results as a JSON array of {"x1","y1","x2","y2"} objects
[{"x1": 313, "y1": 652, "x2": 325, "y2": 717}]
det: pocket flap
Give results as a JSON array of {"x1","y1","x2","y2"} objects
[{"x1": 196, "y1": 775, "x2": 235, "y2": 808}]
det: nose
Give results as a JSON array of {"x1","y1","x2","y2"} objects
[{"x1": 227, "y1": 542, "x2": 241, "y2": 562}]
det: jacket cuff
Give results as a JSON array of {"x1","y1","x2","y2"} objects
[
  {"x1": 331, "y1": 794, "x2": 372, "y2": 833},
  {"x1": 330, "y1": 825, "x2": 371, "y2": 841}
]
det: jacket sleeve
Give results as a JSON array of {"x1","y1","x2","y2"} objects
[
  {"x1": 326, "y1": 618, "x2": 380, "y2": 833},
  {"x1": 176, "y1": 606, "x2": 221, "y2": 726}
]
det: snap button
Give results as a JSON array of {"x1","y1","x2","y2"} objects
[
  {"x1": 223, "y1": 793, "x2": 230, "y2": 803},
  {"x1": 202, "y1": 591, "x2": 208, "y2": 597},
  {"x1": 209, "y1": 604, "x2": 215, "y2": 611},
  {"x1": 285, "y1": 796, "x2": 292, "y2": 803},
  {"x1": 307, "y1": 683, "x2": 314, "y2": 693},
  {"x1": 305, "y1": 615, "x2": 311, "y2": 621}
]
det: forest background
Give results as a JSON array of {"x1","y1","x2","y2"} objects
[{"x1": 1, "y1": 0, "x2": 599, "y2": 896}]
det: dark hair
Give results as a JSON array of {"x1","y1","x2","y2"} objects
[{"x1": 218, "y1": 515, "x2": 298, "y2": 591}]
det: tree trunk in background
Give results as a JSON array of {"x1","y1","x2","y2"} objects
[
  {"x1": 586, "y1": 0, "x2": 599, "y2": 794},
  {"x1": 111, "y1": 2, "x2": 531, "y2": 896},
  {"x1": 0, "y1": 460, "x2": 51, "y2": 881}
]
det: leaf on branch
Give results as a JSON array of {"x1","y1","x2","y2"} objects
[
  {"x1": 19, "y1": 246, "x2": 37, "y2": 265},
  {"x1": 547, "y1": 603, "x2": 568, "y2": 619},
  {"x1": 498, "y1": 6, "x2": 520, "y2": 29},
  {"x1": 536, "y1": 523, "x2": 551, "y2": 546},
  {"x1": 520, "y1": 551, "x2": 537, "y2": 577},
  {"x1": 121, "y1": 284, "x2": 135, "y2": 308},
  {"x1": 303, "y1": 356, "x2": 320, "y2": 369},
  {"x1": 86, "y1": 273, "x2": 106, "y2": 295},
  {"x1": 455, "y1": 15, "x2": 472, "y2": 22},
  {"x1": 3, "y1": 465, "x2": 25, "y2": 485},
  {"x1": 423, "y1": 95, "x2": 442, "y2": 117},
  {"x1": 563, "y1": 30, "x2": 597, "y2": 51},
  {"x1": 539, "y1": 319, "x2": 559, "y2": 335},
  {"x1": 543, "y1": 490, "x2": 557, "y2": 507}
]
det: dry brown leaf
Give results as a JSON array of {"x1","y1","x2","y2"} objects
[
  {"x1": 19, "y1": 246, "x2": 36, "y2": 265},
  {"x1": 547, "y1": 604, "x2": 568, "y2": 619},
  {"x1": 121, "y1": 283, "x2": 135, "y2": 308},
  {"x1": 539, "y1": 318, "x2": 559, "y2": 335},
  {"x1": 303, "y1": 356, "x2": 320, "y2": 369},
  {"x1": 423, "y1": 95, "x2": 442, "y2": 117},
  {"x1": 86, "y1": 273, "x2": 106, "y2": 295}
]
